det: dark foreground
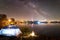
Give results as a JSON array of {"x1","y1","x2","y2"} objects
[{"x1": 0, "y1": 24, "x2": 60, "y2": 40}]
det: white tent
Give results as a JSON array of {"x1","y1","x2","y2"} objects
[{"x1": 0, "y1": 24, "x2": 22, "y2": 37}]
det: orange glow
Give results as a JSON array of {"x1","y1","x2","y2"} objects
[
  {"x1": 8, "y1": 19, "x2": 12, "y2": 22},
  {"x1": 28, "y1": 31, "x2": 37, "y2": 37},
  {"x1": 30, "y1": 31, "x2": 35, "y2": 36}
]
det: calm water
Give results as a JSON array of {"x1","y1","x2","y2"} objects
[{"x1": 31, "y1": 24, "x2": 60, "y2": 40}]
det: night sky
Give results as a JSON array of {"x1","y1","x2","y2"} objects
[{"x1": 0, "y1": 0, "x2": 60, "y2": 20}]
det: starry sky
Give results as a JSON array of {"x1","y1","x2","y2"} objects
[{"x1": 0, "y1": 0, "x2": 60, "y2": 21}]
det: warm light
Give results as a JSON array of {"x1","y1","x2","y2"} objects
[
  {"x1": 29, "y1": 31, "x2": 36, "y2": 37},
  {"x1": 22, "y1": 31, "x2": 37, "y2": 38},
  {"x1": 20, "y1": 19, "x2": 25, "y2": 22},
  {"x1": 8, "y1": 19, "x2": 12, "y2": 22}
]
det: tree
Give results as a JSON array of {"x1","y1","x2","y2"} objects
[{"x1": 0, "y1": 14, "x2": 7, "y2": 28}]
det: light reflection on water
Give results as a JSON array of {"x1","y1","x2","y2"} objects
[{"x1": 0, "y1": 24, "x2": 60, "y2": 40}]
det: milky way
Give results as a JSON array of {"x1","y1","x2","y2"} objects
[{"x1": 0, "y1": 0, "x2": 60, "y2": 20}]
